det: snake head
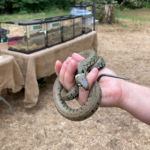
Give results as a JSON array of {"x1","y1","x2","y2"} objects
[{"x1": 75, "y1": 73, "x2": 89, "y2": 91}]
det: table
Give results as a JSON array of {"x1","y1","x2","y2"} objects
[
  {"x1": 0, "y1": 54, "x2": 24, "y2": 113},
  {"x1": 0, "y1": 31, "x2": 98, "y2": 108}
]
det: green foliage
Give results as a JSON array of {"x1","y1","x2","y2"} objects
[
  {"x1": 125, "y1": 2, "x2": 133, "y2": 8},
  {"x1": 121, "y1": 0, "x2": 144, "y2": 9},
  {"x1": 143, "y1": 1, "x2": 150, "y2": 8},
  {"x1": 0, "y1": 0, "x2": 5, "y2": 12},
  {"x1": 0, "y1": 0, "x2": 75, "y2": 14}
]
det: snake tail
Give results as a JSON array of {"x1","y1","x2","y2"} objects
[{"x1": 97, "y1": 73, "x2": 130, "y2": 82}]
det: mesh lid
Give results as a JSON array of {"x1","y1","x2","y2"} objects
[
  {"x1": 71, "y1": 15, "x2": 83, "y2": 19},
  {"x1": 45, "y1": 17, "x2": 61, "y2": 22},
  {"x1": 5, "y1": 19, "x2": 45, "y2": 25},
  {"x1": 61, "y1": 15, "x2": 71, "y2": 19},
  {"x1": 70, "y1": 4, "x2": 92, "y2": 7},
  {"x1": 60, "y1": 15, "x2": 77, "y2": 21}
]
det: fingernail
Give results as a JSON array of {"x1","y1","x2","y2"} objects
[
  {"x1": 69, "y1": 62, "x2": 72, "y2": 67},
  {"x1": 56, "y1": 60, "x2": 59, "y2": 64},
  {"x1": 91, "y1": 68, "x2": 97, "y2": 73},
  {"x1": 66, "y1": 58, "x2": 70, "y2": 64}
]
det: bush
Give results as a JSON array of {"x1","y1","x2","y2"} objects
[
  {"x1": 143, "y1": 1, "x2": 150, "y2": 8},
  {"x1": 125, "y1": 2, "x2": 133, "y2": 9}
]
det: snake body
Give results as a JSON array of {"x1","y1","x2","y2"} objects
[{"x1": 53, "y1": 50, "x2": 128, "y2": 121}]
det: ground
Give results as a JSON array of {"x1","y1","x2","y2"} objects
[{"x1": 1, "y1": 9, "x2": 150, "y2": 150}]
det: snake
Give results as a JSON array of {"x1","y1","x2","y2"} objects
[{"x1": 53, "y1": 50, "x2": 129, "y2": 121}]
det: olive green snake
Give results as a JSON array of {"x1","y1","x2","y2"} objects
[{"x1": 53, "y1": 50, "x2": 129, "y2": 121}]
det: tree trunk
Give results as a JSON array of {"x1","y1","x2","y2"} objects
[{"x1": 104, "y1": 4, "x2": 113, "y2": 24}]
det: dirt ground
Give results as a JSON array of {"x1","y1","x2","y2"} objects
[{"x1": 1, "y1": 23, "x2": 150, "y2": 150}]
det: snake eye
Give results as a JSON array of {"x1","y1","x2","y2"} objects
[{"x1": 81, "y1": 70, "x2": 84, "y2": 73}]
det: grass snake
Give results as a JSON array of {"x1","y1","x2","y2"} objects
[{"x1": 53, "y1": 50, "x2": 128, "y2": 121}]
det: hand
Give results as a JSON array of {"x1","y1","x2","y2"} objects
[{"x1": 55, "y1": 53, "x2": 125, "y2": 108}]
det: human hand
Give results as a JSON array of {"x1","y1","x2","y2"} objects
[{"x1": 55, "y1": 53, "x2": 125, "y2": 108}]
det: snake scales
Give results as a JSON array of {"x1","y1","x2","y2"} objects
[{"x1": 53, "y1": 50, "x2": 128, "y2": 121}]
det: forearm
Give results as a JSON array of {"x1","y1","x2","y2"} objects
[{"x1": 120, "y1": 81, "x2": 150, "y2": 125}]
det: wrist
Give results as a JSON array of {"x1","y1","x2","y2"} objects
[
  {"x1": 118, "y1": 80, "x2": 130, "y2": 109},
  {"x1": 118, "y1": 80, "x2": 150, "y2": 125}
]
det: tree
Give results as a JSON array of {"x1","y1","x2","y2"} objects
[
  {"x1": 0, "y1": 0, "x2": 5, "y2": 13},
  {"x1": 121, "y1": 0, "x2": 145, "y2": 8}
]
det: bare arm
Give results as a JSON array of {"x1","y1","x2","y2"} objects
[
  {"x1": 55, "y1": 53, "x2": 150, "y2": 125},
  {"x1": 120, "y1": 81, "x2": 150, "y2": 125}
]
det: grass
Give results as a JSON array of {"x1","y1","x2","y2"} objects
[
  {"x1": 116, "y1": 14, "x2": 150, "y2": 22},
  {"x1": 116, "y1": 8, "x2": 150, "y2": 22},
  {"x1": 0, "y1": 10, "x2": 69, "y2": 22},
  {"x1": 113, "y1": 8, "x2": 150, "y2": 31}
]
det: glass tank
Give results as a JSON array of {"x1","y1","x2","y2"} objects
[
  {"x1": 5, "y1": 20, "x2": 46, "y2": 54},
  {"x1": 45, "y1": 17, "x2": 62, "y2": 47},
  {"x1": 0, "y1": 23, "x2": 9, "y2": 43},
  {"x1": 69, "y1": 5, "x2": 93, "y2": 34},
  {"x1": 73, "y1": 16, "x2": 83, "y2": 38},
  {"x1": 61, "y1": 15, "x2": 74, "y2": 42}
]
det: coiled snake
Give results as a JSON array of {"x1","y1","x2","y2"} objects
[{"x1": 53, "y1": 50, "x2": 128, "y2": 121}]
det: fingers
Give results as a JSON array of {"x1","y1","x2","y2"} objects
[
  {"x1": 72, "y1": 53, "x2": 85, "y2": 62},
  {"x1": 77, "y1": 68, "x2": 99, "y2": 106},
  {"x1": 55, "y1": 52, "x2": 85, "y2": 91},
  {"x1": 64, "y1": 59, "x2": 77, "y2": 90},
  {"x1": 55, "y1": 57, "x2": 77, "y2": 91},
  {"x1": 59, "y1": 57, "x2": 72, "y2": 88},
  {"x1": 55, "y1": 60, "x2": 62, "y2": 76},
  {"x1": 55, "y1": 53, "x2": 99, "y2": 106},
  {"x1": 55, "y1": 52, "x2": 84, "y2": 76}
]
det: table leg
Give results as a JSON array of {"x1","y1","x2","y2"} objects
[
  {"x1": 7, "y1": 88, "x2": 10, "y2": 94},
  {"x1": 0, "y1": 96, "x2": 13, "y2": 115},
  {"x1": 37, "y1": 99, "x2": 39, "y2": 105}
]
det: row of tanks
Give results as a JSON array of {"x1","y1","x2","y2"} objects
[{"x1": 1, "y1": 5, "x2": 94, "y2": 54}]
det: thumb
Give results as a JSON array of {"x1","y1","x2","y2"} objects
[{"x1": 77, "y1": 68, "x2": 99, "y2": 106}]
